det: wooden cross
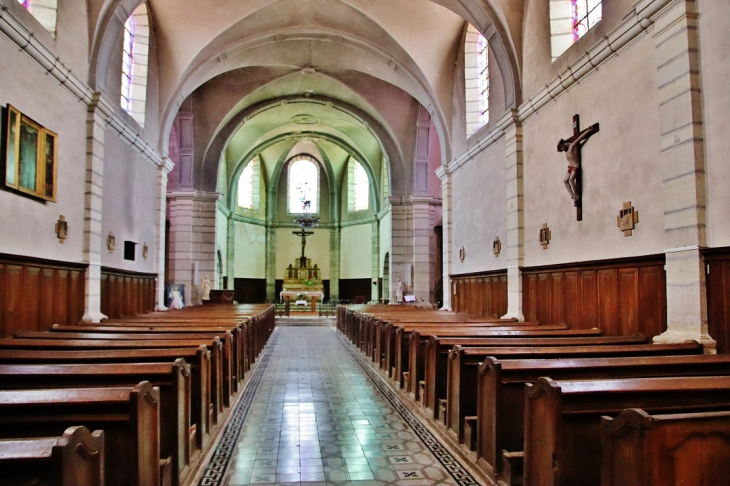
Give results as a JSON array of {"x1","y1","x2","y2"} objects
[
  {"x1": 293, "y1": 228, "x2": 314, "y2": 267},
  {"x1": 558, "y1": 114, "x2": 600, "y2": 221}
]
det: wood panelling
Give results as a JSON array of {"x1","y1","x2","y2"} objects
[
  {"x1": 0, "y1": 254, "x2": 86, "y2": 337},
  {"x1": 451, "y1": 271, "x2": 508, "y2": 318},
  {"x1": 706, "y1": 248, "x2": 730, "y2": 354},
  {"x1": 523, "y1": 255, "x2": 666, "y2": 338},
  {"x1": 100, "y1": 268, "x2": 156, "y2": 319}
]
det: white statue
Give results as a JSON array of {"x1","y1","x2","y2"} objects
[
  {"x1": 201, "y1": 276, "x2": 212, "y2": 301},
  {"x1": 394, "y1": 277, "x2": 405, "y2": 303},
  {"x1": 168, "y1": 286, "x2": 184, "y2": 310}
]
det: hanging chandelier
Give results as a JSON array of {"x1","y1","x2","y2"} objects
[{"x1": 294, "y1": 215, "x2": 320, "y2": 229}]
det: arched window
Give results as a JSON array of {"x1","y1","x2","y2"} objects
[
  {"x1": 465, "y1": 24, "x2": 489, "y2": 138},
  {"x1": 550, "y1": 0, "x2": 602, "y2": 60},
  {"x1": 237, "y1": 157, "x2": 260, "y2": 210},
  {"x1": 288, "y1": 155, "x2": 319, "y2": 214},
  {"x1": 17, "y1": 0, "x2": 57, "y2": 37},
  {"x1": 120, "y1": 3, "x2": 150, "y2": 126},
  {"x1": 348, "y1": 160, "x2": 369, "y2": 212}
]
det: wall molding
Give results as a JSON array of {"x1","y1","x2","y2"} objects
[{"x1": 0, "y1": 4, "x2": 162, "y2": 167}]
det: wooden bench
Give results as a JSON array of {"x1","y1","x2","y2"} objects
[
  {"x1": 0, "y1": 361, "x2": 192, "y2": 486},
  {"x1": 0, "y1": 426, "x2": 104, "y2": 486},
  {"x1": 477, "y1": 353, "x2": 730, "y2": 485},
  {"x1": 0, "y1": 337, "x2": 225, "y2": 423},
  {"x1": 524, "y1": 375, "x2": 730, "y2": 486},
  {"x1": 601, "y1": 408, "x2": 730, "y2": 486},
  {"x1": 0, "y1": 382, "x2": 162, "y2": 486},
  {"x1": 410, "y1": 329, "x2": 628, "y2": 402},
  {"x1": 446, "y1": 342, "x2": 704, "y2": 450}
]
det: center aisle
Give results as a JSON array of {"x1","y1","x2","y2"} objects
[{"x1": 203, "y1": 324, "x2": 480, "y2": 486}]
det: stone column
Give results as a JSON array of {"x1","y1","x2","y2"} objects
[
  {"x1": 81, "y1": 93, "x2": 113, "y2": 322},
  {"x1": 436, "y1": 166, "x2": 453, "y2": 310},
  {"x1": 167, "y1": 191, "x2": 219, "y2": 306},
  {"x1": 329, "y1": 226, "x2": 341, "y2": 300},
  {"x1": 411, "y1": 197, "x2": 434, "y2": 304},
  {"x1": 226, "y1": 219, "x2": 235, "y2": 290},
  {"x1": 371, "y1": 220, "x2": 380, "y2": 302},
  {"x1": 389, "y1": 197, "x2": 410, "y2": 302},
  {"x1": 265, "y1": 225, "x2": 276, "y2": 301},
  {"x1": 651, "y1": 0, "x2": 714, "y2": 351},
  {"x1": 502, "y1": 112, "x2": 525, "y2": 321},
  {"x1": 154, "y1": 157, "x2": 175, "y2": 311}
]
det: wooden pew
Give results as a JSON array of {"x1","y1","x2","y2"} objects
[
  {"x1": 387, "y1": 323, "x2": 560, "y2": 384},
  {"x1": 0, "y1": 382, "x2": 161, "y2": 486},
  {"x1": 601, "y1": 408, "x2": 730, "y2": 486},
  {"x1": 477, "y1": 353, "x2": 730, "y2": 485},
  {"x1": 15, "y1": 330, "x2": 236, "y2": 404},
  {"x1": 0, "y1": 426, "x2": 104, "y2": 486},
  {"x1": 523, "y1": 375, "x2": 730, "y2": 486},
  {"x1": 0, "y1": 340, "x2": 224, "y2": 430},
  {"x1": 0, "y1": 361, "x2": 192, "y2": 486},
  {"x1": 446, "y1": 342, "x2": 704, "y2": 449},
  {"x1": 410, "y1": 329, "x2": 630, "y2": 401}
]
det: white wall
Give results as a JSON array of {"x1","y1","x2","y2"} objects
[
  {"x1": 234, "y1": 221, "x2": 266, "y2": 278},
  {"x1": 340, "y1": 224, "x2": 373, "y2": 278}
]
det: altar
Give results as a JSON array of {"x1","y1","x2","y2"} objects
[{"x1": 281, "y1": 214, "x2": 325, "y2": 311}]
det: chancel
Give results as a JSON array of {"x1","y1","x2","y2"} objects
[{"x1": 1, "y1": 0, "x2": 730, "y2": 485}]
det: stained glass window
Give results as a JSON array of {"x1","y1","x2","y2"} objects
[
  {"x1": 120, "y1": 14, "x2": 135, "y2": 112},
  {"x1": 574, "y1": 0, "x2": 602, "y2": 40},
  {"x1": 17, "y1": 0, "x2": 29, "y2": 8},
  {"x1": 237, "y1": 162, "x2": 255, "y2": 210},
  {"x1": 353, "y1": 161, "x2": 369, "y2": 211},
  {"x1": 465, "y1": 25, "x2": 489, "y2": 137},
  {"x1": 16, "y1": 0, "x2": 57, "y2": 37},
  {"x1": 288, "y1": 155, "x2": 319, "y2": 214}
]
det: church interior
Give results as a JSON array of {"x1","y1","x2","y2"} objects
[{"x1": 1, "y1": 0, "x2": 730, "y2": 485}]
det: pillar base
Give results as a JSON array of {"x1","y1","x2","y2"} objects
[
  {"x1": 501, "y1": 311, "x2": 525, "y2": 322},
  {"x1": 155, "y1": 305, "x2": 169, "y2": 312},
  {"x1": 82, "y1": 311, "x2": 108, "y2": 323},
  {"x1": 653, "y1": 330, "x2": 717, "y2": 354},
  {"x1": 438, "y1": 305, "x2": 452, "y2": 312}
]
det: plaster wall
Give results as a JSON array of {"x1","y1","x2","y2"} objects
[
  {"x1": 699, "y1": 0, "x2": 730, "y2": 248},
  {"x1": 275, "y1": 227, "x2": 331, "y2": 280},
  {"x1": 522, "y1": 34, "x2": 663, "y2": 267},
  {"x1": 340, "y1": 224, "x2": 373, "y2": 279},
  {"x1": 451, "y1": 137, "x2": 507, "y2": 274},
  {"x1": 0, "y1": 34, "x2": 87, "y2": 263},
  {"x1": 233, "y1": 221, "x2": 266, "y2": 278},
  {"x1": 100, "y1": 133, "x2": 157, "y2": 273},
  {"x1": 521, "y1": 0, "x2": 637, "y2": 101}
]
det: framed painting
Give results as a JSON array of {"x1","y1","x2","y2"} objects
[{"x1": 3, "y1": 104, "x2": 57, "y2": 202}]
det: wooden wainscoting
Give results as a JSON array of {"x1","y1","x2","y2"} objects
[
  {"x1": 522, "y1": 255, "x2": 666, "y2": 338},
  {"x1": 706, "y1": 247, "x2": 730, "y2": 354},
  {"x1": 100, "y1": 267, "x2": 156, "y2": 319},
  {"x1": 0, "y1": 253, "x2": 86, "y2": 336},
  {"x1": 451, "y1": 271, "x2": 508, "y2": 318}
]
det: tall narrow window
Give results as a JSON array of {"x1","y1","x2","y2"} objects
[
  {"x1": 288, "y1": 155, "x2": 319, "y2": 214},
  {"x1": 237, "y1": 157, "x2": 260, "y2": 210},
  {"x1": 550, "y1": 0, "x2": 602, "y2": 60},
  {"x1": 120, "y1": 3, "x2": 150, "y2": 126},
  {"x1": 348, "y1": 160, "x2": 369, "y2": 212},
  {"x1": 465, "y1": 24, "x2": 489, "y2": 138},
  {"x1": 16, "y1": 0, "x2": 58, "y2": 37}
]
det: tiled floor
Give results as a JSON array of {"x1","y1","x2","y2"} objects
[{"x1": 219, "y1": 325, "x2": 472, "y2": 486}]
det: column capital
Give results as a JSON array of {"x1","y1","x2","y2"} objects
[
  {"x1": 435, "y1": 165, "x2": 451, "y2": 181},
  {"x1": 168, "y1": 190, "x2": 221, "y2": 203},
  {"x1": 162, "y1": 157, "x2": 175, "y2": 175}
]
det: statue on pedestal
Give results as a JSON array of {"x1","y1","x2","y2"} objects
[{"x1": 395, "y1": 278, "x2": 405, "y2": 303}]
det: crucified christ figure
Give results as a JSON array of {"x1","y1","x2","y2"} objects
[{"x1": 558, "y1": 124, "x2": 598, "y2": 206}]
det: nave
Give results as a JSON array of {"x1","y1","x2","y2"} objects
[{"x1": 200, "y1": 322, "x2": 478, "y2": 486}]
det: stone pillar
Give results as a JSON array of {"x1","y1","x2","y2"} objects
[
  {"x1": 502, "y1": 113, "x2": 525, "y2": 321},
  {"x1": 371, "y1": 220, "x2": 380, "y2": 302},
  {"x1": 265, "y1": 225, "x2": 276, "y2": 301},
  {"x1": 81, "y1": 93, "x2": 112, "y2": 322},
  {"x1": 436, "y1": 166, "x2": 453, "y2": 310},
  {"x1": 329, "y1": 226, "x2": 341, "y2": 301},
  {"x1": 226, "y1": 218, "x2": 235, "y2": 290},
  {"x1": 650, "y1": 0, "x2": 714, "y2": 351},
  {"x1": 411, "y1": 197, "x2": 433, "y2": 304},
  {"x1": 389, "y1": 197, "x2": 410, "y2": 302},
  {"x1": 154, "y1": 157, "x2": 175, "y2": 311},
  {"x1": 167, "y1": 191, "x2": 219, "y2": 306}
]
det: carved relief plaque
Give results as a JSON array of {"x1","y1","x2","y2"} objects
[
  {"x1": 539, "y1": 223, "x2": 551, "y2": 250},
  {"x1": 55, "y1": 216, "x2": 68, "y2": 243},
  {"x1": 107, "y1": 232, "x2": 116, "y2": 252},
  {"x1": 493, "y1": 237, "x2": 501, "y2": 256},
  {"x1": 617, "y1": 202, "x2": 639, "y2": 237}
]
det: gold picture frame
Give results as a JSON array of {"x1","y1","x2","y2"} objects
[{"x1": 4, "y1": 104, "x2": 57, "y2": 202}]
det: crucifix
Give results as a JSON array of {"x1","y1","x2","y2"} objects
[
  {"x1": 557, "y1": 114, "x2": 600, "y2": 221},
  {"x1": 293, "y1": 227, "x2": 314, "y2": 268}
]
